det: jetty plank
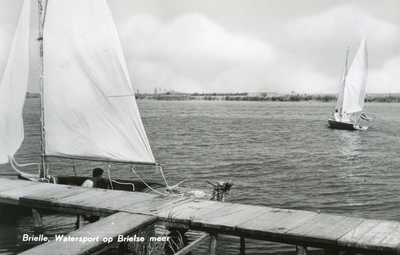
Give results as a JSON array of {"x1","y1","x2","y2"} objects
[
  {"x1": 0, "y1": 182, "x2": 61, "y2": 202},
  {"x1": 338, "y1": 219, "x2": 381, "y2": 247},
  {"x1": 20, "y1": 185, "x2": 95, "y2": 204},
  {"x1": 213, "y1": 205, "x2": 277, "y2": 227},
  {"x1": 121, "y1": 195, "x2": 195, "y2": 214},
  {"x1": 232, "y1": 209, "x2": 318, "y2": 244},
  {"x1": 305, "y1": 216, "x2": 364, "y2": 240},
  {"x1": 19, "y1": 212, "x2": 157, "y2": 255},
  {"x1": 190, "y1": 202, "x2": 250, "y2": 225},
  {"x1": 191, "y1": 204, "x2": 274, "y2": 232},
  {"x1": 147, "y1": 196, "x2": 197, "y2": 213},
  {"x1": 346, "y1": 220, "x2": 400, "y2": 253},
  {"x1": 27, "y1": 188, "x2": 111, "y2": 213},
  {"x1": 73, "y1": 189, "x2": 156, "y2": 211},
  {"x1": 285, "y1": 213, "x2": 349, "y2": 245},
  {"x1": 379, "y1": 223, "x2": 400, "y2": 251},
  {"x1": 236, "y1": 209, "x2": 318, "y2": 236},
  {"x1": 156, "y1": 200, "x2": 227, "y2": 221},
  {"x1": 20, "y1": 186, "x2": 156, "y2": 216},
  {"x1": 41, "y1": 188, "x2": 155, "y2": 215},
  {"x1": 171, "y1": 201, "x2": 229, "y2": 219},
  {"x1": 0, "y1": 178, "x2": 39, "y2": 192},
  {"x1": 267, "y1": 210, "x2": 319, "y2": 233}
]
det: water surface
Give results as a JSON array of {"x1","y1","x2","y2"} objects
[{"x1": 1, "y1": 99, "x2": 399, "y2": 254}]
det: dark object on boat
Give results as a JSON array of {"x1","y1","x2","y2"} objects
[{"x1": 207, "y1": 180, "x2": 233, "y2": 202}]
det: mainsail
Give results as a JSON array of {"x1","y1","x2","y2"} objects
[
  {"x1": 341, "y1": 37, "x2": 368, "y2": 115},
  {"x1": 42, "y1": 0, "x2": 156, "y2": 165},
  {"x1": 0, "y1": 0, "x2": 30, "y2": 164}
]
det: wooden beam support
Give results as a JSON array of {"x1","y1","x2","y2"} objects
[
  {"x1": 76, "y1": 214, "x2": 85, "y2": 229},
  {"x1": 174, "y1": 233, "x2": 208, "y2": 255},
  {"x1": 209, "y1": 232, "x2": 217, "y2": 255},
  {"x1": 32, "y1": 208, "x2": 43, "y2": 232},
  {"x1": 296, "y1": 245, "x2": 307, "y2": 255},
  {"x1": 240, "y1": 237, "x2": 245, "y2": 254}
]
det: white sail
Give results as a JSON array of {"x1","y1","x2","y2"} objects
[
  {"x1": 342, "y1": 37, "x2": 368, "y2": 114},
  {"x1": 0, "y1": 0, "x2": 30, "y2": 164},
  {"x1": 43, "y1": 0, "x2": 156, "y2": 164},
  {"x1": 334, "y1": 67, "x2": 346, "y2": 115}
]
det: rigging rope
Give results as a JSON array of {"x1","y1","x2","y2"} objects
[
  {"x1": 157, "y1": 164, "x2": 176, "y2": 196},
  {"x1": 9, "y1": 156, "x2": 40, "y2": 179},
  {"x1": 72, "y1": 160, "x2": 77, "y2": 176},
  {"x1": 107, "y1": 162, "x2": 114, "y2": 190},
  {"x1": 130, "y1": 164, "x2": 170, "y2": 196}
]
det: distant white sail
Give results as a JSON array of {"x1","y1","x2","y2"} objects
[
  {"x1": 334, "y1": 66, "x2": 346, "y2": 115},
  {"x1": 43, "y1": 0, "x2": 156, "y2": 164},
  {"x1": 342, "y1": 37, "x2": 368, "y2": 114},
  {"x1": 0, "y1": 0, "x2": 30, "y2": 164}
]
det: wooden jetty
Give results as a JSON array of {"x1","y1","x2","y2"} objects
[{"x1": 1, "y1": 178, "x2": 400, "y2": 255}]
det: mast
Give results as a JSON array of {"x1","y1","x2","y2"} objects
[
  {"x1": 338, "y1": 48, "x2": 349, "y2": 115},
  {"x1": 38, "y1": 0, "x2": 48, "y2": 177}
]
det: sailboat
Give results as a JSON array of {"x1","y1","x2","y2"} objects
[
  {"x1": 0, "y1": 0, "x2": 222, "y2": 198},
  {"x1": 328, "y1": 37, "x2": 369, "y2": 131}
]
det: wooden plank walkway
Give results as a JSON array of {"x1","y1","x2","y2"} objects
[
  {"x1": 1, "y1": 178, "x2": 400, "y2": 254},
  {"x1": 19, "y1": 212, "x2": 157, "y2": 255}
]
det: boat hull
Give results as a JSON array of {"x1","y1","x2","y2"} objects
[
  {"x1": 18, "y1": 174, "x2": 163, "y2": 192},
  {"x1": 328, "y1": 119, "x2": 368, "y2": 130}
]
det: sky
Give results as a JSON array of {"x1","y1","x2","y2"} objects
[{"x1": 1, "y1": 0, "x2": 399, "y2": 94}]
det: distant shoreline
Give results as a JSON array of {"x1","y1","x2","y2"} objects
[
  {"x1": 138, "y1": 92, "x2": 400, "y2": 103},
  {"x1": 26, "y1": 92, "x2": 400, "y2": 102}
]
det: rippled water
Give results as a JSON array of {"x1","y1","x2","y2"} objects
[{"x1": 1, "y1": 99, "x2": 400, "y2": 254}]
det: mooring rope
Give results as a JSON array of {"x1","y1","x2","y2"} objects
[
  {"x1": 157, "y1": 164, "x2": 176, "y2": 196},
  {"x1": 9, "y1": 156, "x2": 40, "y2": 179},
  {"x1": 130, "y1": 164, "x2": 169, "y2": 196}
]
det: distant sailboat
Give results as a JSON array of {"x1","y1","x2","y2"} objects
[
  {"x1": 328, "y1": 37, "x2": 369, "y2": 130},
  {"x1": 0, "y1": 0, "x2": 219, "y2": 197}
]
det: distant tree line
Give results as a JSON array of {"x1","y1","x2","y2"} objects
[
  {"x1": 137, "y1": 93, "x2": 400, "y2": 102},
  {"x1": 27, "y1": 91, "x2": 400, "y2": 102},
  {"x1": 224, "y1": 94, "x2": 336, "y2": 102}
]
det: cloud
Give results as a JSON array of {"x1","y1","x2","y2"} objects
[
  {"x1": 369, "y1": 54, "x2": 400, "y2": 93},
  {"x1": 277, "y1": 3, "x2": 400, "y2": 93},
  {"x1": 118, "y1": 4, "x2": 399, "y2": 94},
  {"x1": 3, "y1": 1, "x2": 397, "y2": 94},
  {"x1": 119, "y1": 13, "x2": 277, "y2": 93}
]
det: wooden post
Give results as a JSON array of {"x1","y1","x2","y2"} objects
[
  {"x1": 76, "y1": 214, "x2": 85, "y2": 229},
  {"x1": 240, "y1": 237, "x2": 245, "y2": 254},
  {"x1": 173, "y1": 233, "x2": 208, "y2": 255},
  {"x1": 209, "y1": 232, "x2": 217, "y2": 255},
  {"x1": 296, "y1": 246, "x2": 307, "y2": 255},
  {"x1": 32, "y1": 208, "x2": 43, "y2": 232}
]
